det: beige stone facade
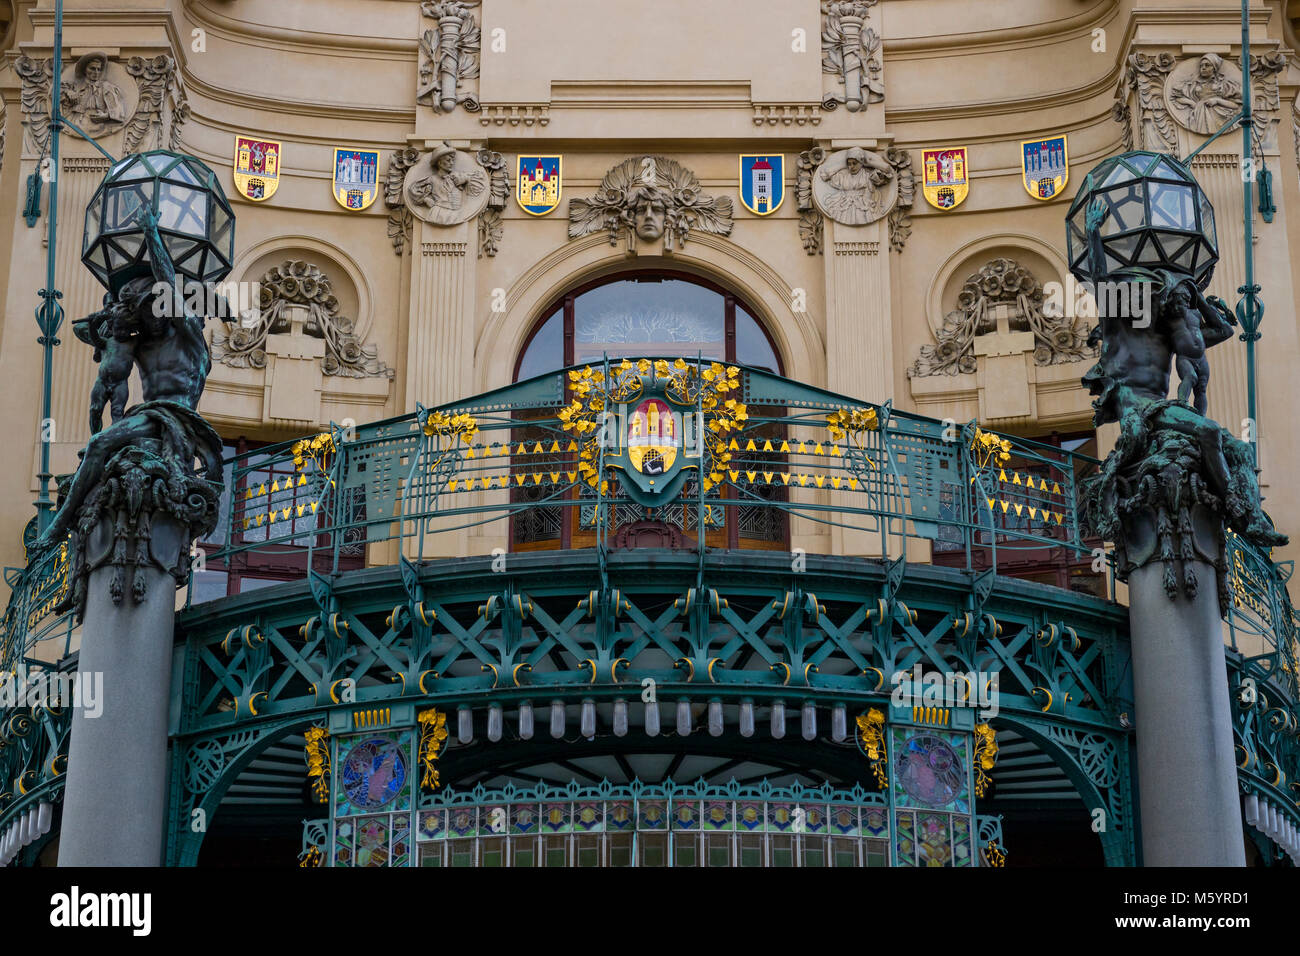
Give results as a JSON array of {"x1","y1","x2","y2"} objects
[{"x1": 1, "y1": 0, "x2": 1299, "y2": 576}]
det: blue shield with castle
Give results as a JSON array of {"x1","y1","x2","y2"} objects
[
  {"x1": 739, "y1": 155, "x2": 784, "y2": 215},
  {"x1": 516, "y1": 156, "x2": 562, "y2": 215},
  {"x1": 1020, "y1": 136, "x2": 1068, "y2": 201},
  {"x1": 332, "y1": 148, "x2": 380, "y2": 211}
]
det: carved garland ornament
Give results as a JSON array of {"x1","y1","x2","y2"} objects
[
  {"x1": 210, "y1": 260, "x2": 394, "y2": 379},
  {"x1": 569, "y1": 156, "x2": 733, "y2": 253},
  {"x1": 908, "y1": 258, "x2": 1094, "y2": 378}
]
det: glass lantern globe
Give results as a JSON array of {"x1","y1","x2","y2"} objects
[
  {"x1": 82, "y1": 150, "x2": 235, "y2": 295},
  {"x1": 1065, "y1": 150, "x2": 1218, "y2": 289}
]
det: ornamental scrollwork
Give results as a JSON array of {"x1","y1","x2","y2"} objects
[
  {"x1": 211, "y1": 260, "x2": 393, "y2": 379},
  {"x1": 908, "y1": 258, "x2": 1095, "y2": 378},
  {"x1": 568, "y1": 156, "x2": 733, "y2": 253}
]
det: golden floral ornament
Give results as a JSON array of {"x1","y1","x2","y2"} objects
[
  {"x1": 303, "y1": 725, "x2": 330, "y2": 803},
  {"x1": 856, "y1": 708, "x2": 888, "y2": 788},
  {"x1": 418, "y1": 707, "x2": 449, "y2": 791},
  {"x1": 826, "y1": 406, "x2": 880, "y2": 447},
  {"x1": 292, "y1": 432, "x2": 336, "y2": 474},
  {"x1": 970, "y1": 427, "x2": 1012, "y2": 474},
  {"x1": 973, "y1": 722, "x2": 998, "y2": 797},
  {"x1": 424, "y1": 410, "x2": 480, "y2": 445},
  {"x1": 558, "y1": 360, "x2": 748, "y2": 495}
]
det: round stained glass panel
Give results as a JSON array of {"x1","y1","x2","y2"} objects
[
  {"x1": 897, "y1": 733, "x2": 965, "y2": 808},
  {"x1": 341, "y1": 737, "x2": 407, "y2": 810}
]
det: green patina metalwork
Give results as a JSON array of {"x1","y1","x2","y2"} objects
[
  {"x1": 162, "y1": 549, "x2": 1137, "y2": 865},
  {"x1": 1067, "y1": 152, "x2": 1286, "y2": 612},
  {"x1": 308, "y1": 775, "x2": 1006, "y2": 868},
  {"x1": 1, "y1": 366, "x2": 1296, "y2": 866}
]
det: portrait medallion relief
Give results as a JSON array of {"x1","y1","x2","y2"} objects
[
  {"x1": 1164, "y1": 54, "x2": 1242, "y2": 136},
  {"x1": 402, "y1": 142, "x2": 490, "y2": 226},
  {"x1": 811, "y1": 146, "x2": 898, "y2": 226},
  {"x1": 60, "y1": 52, "x2": 137, "y2": 138}
]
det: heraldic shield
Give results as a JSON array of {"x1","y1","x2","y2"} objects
[
  {"x1": 1021, "y1": 136, "x2": 1068, "y2": 201},
  {"x1": 333, "y1": 148, "x2": 380, "y2": 211},
  {"x1": 739, "y1": 155, "x2": 784, "y2": 215},
  {"x1": 922, "y1": 147, "x2": 968, "y2": 211},
  {"x1": 516, "y1": 155, "x2": 562, "y2": 216},
  {"x1": 233, "y1": 136, "x2": 282, "y2": 202}
]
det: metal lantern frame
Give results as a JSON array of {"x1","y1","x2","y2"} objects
[
  {"x1": 1065, "y1": 150, "x2": 1218, "y2": 289},
  {"x1": 82, "y1": 150, "x2": 236, "y2": 295}
]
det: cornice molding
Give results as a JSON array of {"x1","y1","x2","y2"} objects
[{"x1": 184, "y1": 0, "x2": 417, "y2": 57}]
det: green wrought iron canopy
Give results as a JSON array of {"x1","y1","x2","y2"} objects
[
  {"x1": 1065, "y1": 150, "x2": 1218, "y2": 288},
  {"x1": 81, "y1": 149, "x2": 235, "y2": 295}
]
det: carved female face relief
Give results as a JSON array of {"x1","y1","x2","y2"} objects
[
  {"x1": 811, "y1": 146, "x2": 897, "y2": 226},
  {"x1": 1164, "y1": 54, "x2": 1242, "y2": 135}
]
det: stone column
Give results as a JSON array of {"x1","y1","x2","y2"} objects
[
  {"x1": 57, "y1": 518, "x2": 187, "y2": 866},
  {"x1": 1128, "y1": 558, "x2": 1245, "y2": 866}
]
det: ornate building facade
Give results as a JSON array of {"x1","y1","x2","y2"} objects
[{"x1": 0, "y1": 0, "x2": 1298, "y2": 867}]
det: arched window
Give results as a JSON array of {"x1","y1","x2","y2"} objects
[
  {"x1": 511, "y1": 272, "x2": 787, "y2": 553},
  {"x1": 515, "y1": 272, "x2": 782, "y2": 380}
]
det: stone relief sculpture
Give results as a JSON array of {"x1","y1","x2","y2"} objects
[
  {"x1": 797, "y1": 145, "x2": 914, "y2": 252},
  {"x1": 124, "y1": 55, "x2": 185, "y2": 154},
  {"x1": 417, "y1": 1, "x2": 481, "y2": 114},
  {"x1": 814, "y1": 146, "x2": 896, "y2": 224},
  {"x1": 60, "y1": 52, "x2": 129, "y2": 136},
  {"x1": 17, "y1": 53, "x2": 183, "y2": 155},
  {"x1": 1165, "y1": 54, "x2": 1241, "y2": 136},
  {"x1": 1248, "y1": 53, "x2": 1286, "y2": 151},
  {"x1": 385, "y1": 145, "x2": 505, "y2": 255},
  {"x1": 15, "y1": 56, "x2": 53, "y2": 155},
  {"x1": 212, "y1": 260, "x2": 393, "y2": 379},
  {"x1": 568, "y1": 156, "x2": 733, "y2": 253},
  {"x1": 1119, "y1": 53, "x2": 1176, "y2": 152},
  {"x1": 403, "y1": 142, "x2": 489, "y2": 226},
  {"x1": 908, "y1": 258, "x2": 1095, "y2": 378},
  {"x1": 821, "y1": 0, "x2": 884, "y2": 112},
  {"x1": 385, "y1": 147, "x2": 423, "y2": 254}
]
